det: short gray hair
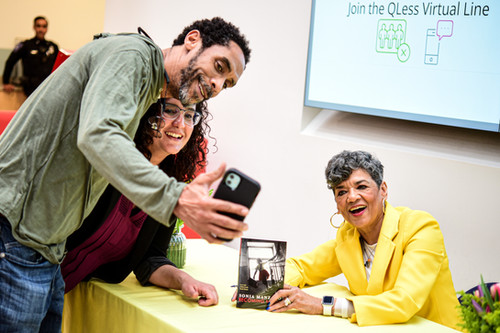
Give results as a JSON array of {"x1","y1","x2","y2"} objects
[{"x1": 325, "y1": 150, "x2": 384, "y2": 190}]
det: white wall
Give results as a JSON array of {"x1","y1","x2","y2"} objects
[
  {"x1": 104, "y1": 0, "x2": 500, "y2": 291},
  {"x1": 0, "y1": 0, "x2": 105, "y2": 50}
]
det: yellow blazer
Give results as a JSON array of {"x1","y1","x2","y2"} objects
[{"x1": 285, "y1": 203, "x2": 460, "y2": 330}]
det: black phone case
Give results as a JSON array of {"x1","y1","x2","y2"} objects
[{"x1": 213, "y1": 168, "x2": 261, "y2": 240}]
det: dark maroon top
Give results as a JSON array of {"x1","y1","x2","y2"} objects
[{"x1": 61, "y1": 195, "x2": 147, "y2": 292}]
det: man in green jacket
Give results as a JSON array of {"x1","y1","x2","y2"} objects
[{"x1": 0, "y1": 17, "x2": 251, "y2": 332}]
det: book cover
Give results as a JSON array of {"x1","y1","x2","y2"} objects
[{"x1": 236, "y1": 237, "x2": 287, "y2": 309}]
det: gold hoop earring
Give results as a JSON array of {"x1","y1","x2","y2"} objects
[
  {"x1": 382, "y1": 199, "x2": 387, "y2": 214},
  {"x1": 330, "y1": 212, "x2": 344, "y2": 229},
  {"x1": 148, "y1": 116, "x2": 165, "y2": 138}
]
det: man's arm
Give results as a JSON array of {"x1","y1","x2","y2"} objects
[{"x1": 2, "y1": 42, "x2": 25, "y2": 90}]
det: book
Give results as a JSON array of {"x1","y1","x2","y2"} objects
[{"x1": 236, "y1": 237, "x2": 287, "y2": 309}]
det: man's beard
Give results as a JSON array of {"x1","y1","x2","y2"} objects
[{"x1": 178, "y1": 50, "x2": 211, "y2": 105}]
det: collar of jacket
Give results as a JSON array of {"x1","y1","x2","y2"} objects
[{"x1": 335, "y1": 202, "x2": 400, "y2": 295}]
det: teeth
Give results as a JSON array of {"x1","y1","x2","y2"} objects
[
  {"x1": 350, "y1": 206, "x2": 366, "y2": 212},
  {"x1": 166, "y1": 132, "x2": 182, "y2": 138}
]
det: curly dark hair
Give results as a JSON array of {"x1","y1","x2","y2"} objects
[
  {"x1": 325, "y1": 150, "x2": 384, "y2": 190},
  {"x1": 172, "y1": 17, "x2": 251, "y2": 65},
  {"x1": 134, "y1": 101, "x2": 211, "y2": 182}
]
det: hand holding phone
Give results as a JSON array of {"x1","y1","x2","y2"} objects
[
  {"x1": 173, "y1": 164, "x2": 259, "y2": 243},
  {"x1": 213, "y1": 168, "x2": 261, "y2": 241}
]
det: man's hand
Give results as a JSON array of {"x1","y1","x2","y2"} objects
[
  {"x1": 2, "y1": 84, "x2": 15, "y2": 93},
  {"x1": 173, "y1": 163, "x2": 249, "y2": 243}
]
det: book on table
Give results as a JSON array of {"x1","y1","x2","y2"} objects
[{"x1": 236, "y1": 237, "x2": 287, "y2": 309}]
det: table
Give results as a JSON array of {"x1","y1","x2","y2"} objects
[{"x1": 62, "y1": 239, "x2": 459, "y2": 333}]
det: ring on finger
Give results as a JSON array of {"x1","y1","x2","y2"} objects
[{"x1": 284, "y1": 297, "x2": 291, "y2": 307}]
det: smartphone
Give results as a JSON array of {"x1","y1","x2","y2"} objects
[
  {"x1": 212, "y1": 168, "x2": 261, "y2": 241},
  {"x1": 424, "y1": 28, "x2": 439, "y2": 65}
]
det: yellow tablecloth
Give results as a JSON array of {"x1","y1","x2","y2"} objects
[{"x1": 63, "y1": 239, "x2": 459, "y2": 333}]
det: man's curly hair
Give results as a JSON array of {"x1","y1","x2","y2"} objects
[
  {"x1": 172, "y1": 17, "x2": 251, "y2": 65},
  {"x1": 134, "y1": 101, "x2": 211, "y2": 182}
]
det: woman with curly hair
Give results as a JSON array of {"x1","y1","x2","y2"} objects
[
  {"x1": 61, "y1": 97, "x2": 219, "y2": 306},
  {"x1": 268, "y1": 150, "x2": 460, "y2": 329}
]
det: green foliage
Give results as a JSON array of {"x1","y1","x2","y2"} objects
[
  {"x1": 173, "y1": 218, "x2": 184, "y2": 234},
  {"x1": 458, "y1": 278, "x2": 500, "y2": 333}
]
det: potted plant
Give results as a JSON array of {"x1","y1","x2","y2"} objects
[
  {"x1": 166, "y1": 218, "x2": 187, "y2": 268},
  {"x1": 458, "y1": 276, "x2": 500, "y2": 333}
]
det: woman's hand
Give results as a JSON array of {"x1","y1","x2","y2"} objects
[
  {"x1": 267, "y1": 284, "x2": 322, "y2": 315},
  {"x1": 180, "y1": 276, "x2": 218, "y2": 307},
  {"x1": 149, "y1": 264, "x2": 218, "y2": 306}
]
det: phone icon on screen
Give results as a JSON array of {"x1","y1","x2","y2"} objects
[{"x1": 424, "y1": 29, "x2": 440, "y2": 65}]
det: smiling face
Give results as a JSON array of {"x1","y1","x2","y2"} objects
[
  {"x1": 147, "y1": 98, "x2": 194, "y2": 165},
  {"x1": 333, "y1": 169, "x2": 388, "y2": 243},
  {"x1": 34, "y1": 18, "x2": 48, "y2": 40},
  {"x1": 168, "y1": 37, "x2": 245, "y2": 105}
]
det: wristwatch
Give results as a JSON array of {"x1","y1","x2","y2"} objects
[{"x1": 322, "y1": 296, "x2": 335, "y2": 316}]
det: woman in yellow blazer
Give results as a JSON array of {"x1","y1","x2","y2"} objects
[{"x1": 268, "y1": 150, "x2": 460, "y2": 330}]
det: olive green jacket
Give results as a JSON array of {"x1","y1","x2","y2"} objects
[{"x1": 0, "y1": 33, "x2": 185, "y2": 264}]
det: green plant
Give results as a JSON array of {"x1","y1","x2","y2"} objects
[
  {"x1": 173, "y1": 218, "x2": 184, "y2": 234},
  {"x1": 458, "y1": 276, "x2": 500, "y2": 333}
]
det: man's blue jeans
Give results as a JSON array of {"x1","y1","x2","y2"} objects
[{"x1": 0, "y1": 216, "x2": 65, "y2": 332}]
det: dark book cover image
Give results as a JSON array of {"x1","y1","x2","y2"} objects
[{"x1": 236, "y1": 238, "x2": 287, "y2": 309}]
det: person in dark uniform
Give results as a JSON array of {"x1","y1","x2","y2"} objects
[{"x1": 2, "y1": 16, "x2": 59, "y2": 96}]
